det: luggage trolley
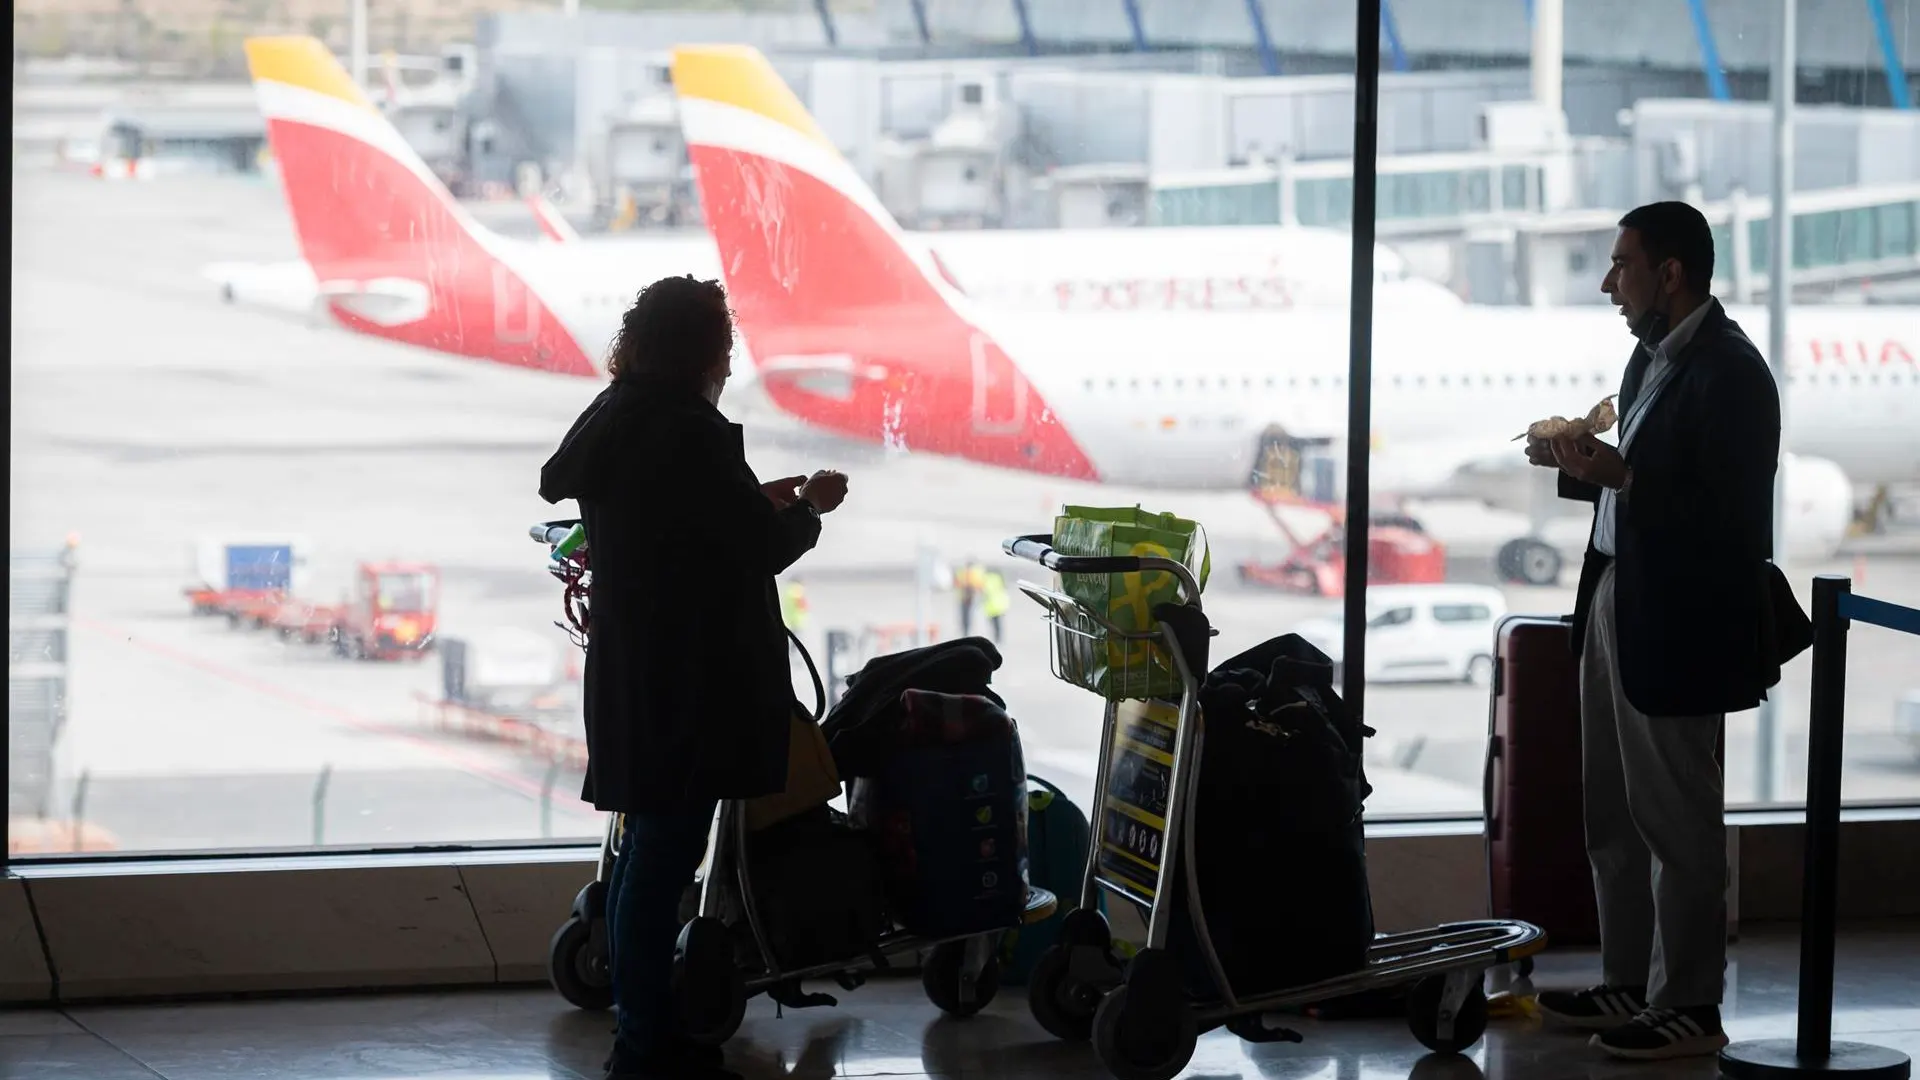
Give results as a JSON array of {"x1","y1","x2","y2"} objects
[
  {"x1": 1003, "y1": 534, "x2": 1546, "y2": 1080},
  {"x1": 530, "y1": 520, "x2": 1059, "y2": 1039}
]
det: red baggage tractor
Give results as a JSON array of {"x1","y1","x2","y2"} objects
[{"x1": 1484, "y1": 614, "x2": 1600, "y2": 947}]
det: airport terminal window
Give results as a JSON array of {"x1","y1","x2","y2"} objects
[
  {"x1": 10, "y1": 3, "x2": 1917, "y2": 866},
  {"x1": 1369, "y1": 2, "x2": 1919, "y2": 819}
]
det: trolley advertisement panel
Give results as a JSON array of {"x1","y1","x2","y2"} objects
[{"x1": 1096, "y1": 698, "x2": 1179, "y2": 906}]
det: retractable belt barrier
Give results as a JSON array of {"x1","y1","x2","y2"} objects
[{"x1": 1720, "y1": 576, "x2": 1916, "y2": 1080}]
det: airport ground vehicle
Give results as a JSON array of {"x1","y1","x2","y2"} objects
[
  {"x1": 326, "y1": 562, "x2": 439, "y2": 660},
  {"x1": 184, "y1": 537, "x2": 438, "y2": 660},
  {"x1": 1003, "y1": 533, "x2": 1545, "y2": 1080},
  {"x1": 1236, "y1": 503, "x2": 1446, "y2": 595},
  {"x1": 1292, "y1": 583, "x2": 1510, "y2": 687},
  {"x1": 530, "y1": 520, "x2": 1059, "y2": 1034}
]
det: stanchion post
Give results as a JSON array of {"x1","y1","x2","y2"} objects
[
  {"x1": 1798, "y1": 575, "x2": 1848, "y2": 1056},
  {"x1": 1719, "y1": 576, "x2": 1909, "y2": 1079}
]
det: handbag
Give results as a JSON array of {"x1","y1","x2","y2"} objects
[{"x1": 745, "y1": 630, "x2": 843, "y2": 832}]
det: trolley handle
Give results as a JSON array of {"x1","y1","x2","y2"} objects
[
  {"x1": 1002, "y1": 533, "x2": 1203, "y2": 611},
  {"x1": 530, "y1": 520, "x2": 580, "y2": 545}
]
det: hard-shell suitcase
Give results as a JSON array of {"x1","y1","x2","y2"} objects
[{"x1": 1485, "y1": 614, "x2": 1599, "y2": 946}]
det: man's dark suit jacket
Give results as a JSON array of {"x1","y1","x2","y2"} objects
[{"x1": 1562, "y1": 298, "x2": 1783, "y2": 717}]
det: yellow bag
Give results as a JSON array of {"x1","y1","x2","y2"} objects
[{"x1": 745, "y1": 711, "x2": 841, "y2": 832}]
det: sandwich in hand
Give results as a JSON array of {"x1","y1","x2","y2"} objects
[{"x1": 1514, "y1": 395, "x2": 1618, "y2": 442}]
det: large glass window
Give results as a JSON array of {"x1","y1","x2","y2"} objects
[
  {"x1": 10, "y1": 1, "x2": 1916, "y2": 864},
  {"x1": 1365, "y1": 0, "x2": 1920, "y2": 814}
]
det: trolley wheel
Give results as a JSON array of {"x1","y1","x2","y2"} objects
[
  {"x1": 1027, "y1": 943, "x2": 1113, "y2": 1042},
  {"x1": 672, "y1": 917, "x2": 745, "y2": 1046},
  {"x1": 1092, "y1": 984, "x2": 1199, "y2": 1080},
  {"x1": 921, "y1": 939, "x2": 1001, "y2": 1018},
  {"x1": 546, "y1": 916, "x2": 612, "y2": 1011},
  {"x1": 1407, "y1": 972, "x2": 1490, "y2": 1054}
]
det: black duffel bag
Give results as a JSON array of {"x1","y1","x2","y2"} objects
[{"x1": 1171, "y1": 633, "x2": 1376, "y2": 999}]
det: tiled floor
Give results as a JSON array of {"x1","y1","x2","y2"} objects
[{"x1": 4, "y1": 927, "x2": 1917, "y2": 1080}]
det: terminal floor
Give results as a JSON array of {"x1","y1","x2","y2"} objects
[{"x1": 4, "y1": 926, "x2": 1917, "y2": 1080}]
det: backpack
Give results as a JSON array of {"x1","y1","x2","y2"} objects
[
  {"x1": 1000, "y1": 774, "x2": 1092, "y2": 984},
  {"x1": 1171, "y1": 633, "x2": 1375, "y2": 999},
  {"x1": 822, "y1": 638, "x2": 1005, "y2": 778},
  {"x1": 848, "y1": 690, "x2": 1029, "y2": 938}
]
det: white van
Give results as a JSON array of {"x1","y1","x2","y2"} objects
[{"x1": 1293, "y1": 584, "x2": 1510, "y2": 686}]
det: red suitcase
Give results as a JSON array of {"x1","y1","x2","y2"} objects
[{"x1": 1484, "y1": 614, "x2": 1600, "y2": 947}]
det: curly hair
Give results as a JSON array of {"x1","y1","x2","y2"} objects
[{"x1": 606, "y1": 275, "x2": 735, "y2": 386}]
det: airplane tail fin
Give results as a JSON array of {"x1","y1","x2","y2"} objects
[
  {"x1": 670, "y1": 44, "x2": 957, "y2": 325},
  {"x1": 242, "y1": 37, "x2": 592, "y2": 375},
  {"x1": 669, "y1": 46, "x2": 1093, "y2": 478},
  {"x1": 244, "y1": 37, "x2": 470, "y2": 271}
]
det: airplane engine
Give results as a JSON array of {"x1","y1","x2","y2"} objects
[{"x1": 1780, "y1": 453, "x2": 1854, "y2": 562}]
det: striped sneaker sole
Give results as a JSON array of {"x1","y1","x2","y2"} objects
[
  {"x1": 1537, "y1": 990, "x2": 1646, "y2": 1031},
  {"x1": 1591, "y1": 1030, "x2": 1730, "y2": 1060}
]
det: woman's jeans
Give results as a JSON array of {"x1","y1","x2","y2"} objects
[{"x1": 606, "y1": 800, "x2": 718, "y2": 1060}]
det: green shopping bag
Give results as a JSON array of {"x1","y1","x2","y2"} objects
[{"x1": 1051, "y1": 506, "x2": 1210, "y2": 699}]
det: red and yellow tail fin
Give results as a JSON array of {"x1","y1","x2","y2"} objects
[
  {"x1": 242, "y1": 37, "x2": 592, "y2": 375},
  {"x1": 670, "y1": 44, "x2": 1093, "y2": 478}
]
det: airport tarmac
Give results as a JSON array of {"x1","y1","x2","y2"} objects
[{"x1": 10, "y1": 169, "x2": 1919, "y2": 856}]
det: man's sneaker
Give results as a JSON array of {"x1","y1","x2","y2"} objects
[
  {"x1": 1536, "y1": 985, "x2": 1648, "y2": 1031},
  {"x1": 1591, "y1": 1005, "x2": 1729, "y2": 1060}
]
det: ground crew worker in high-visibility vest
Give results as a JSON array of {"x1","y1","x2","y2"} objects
[
  {"x1": 781, "y1": 579, "x2": 808, "y2": 633},
  {"x1": 955, "y1": 560, "x2": 985, "y2": 637},
  {"x1": 981, "y1": 568, "x2": 1010, "y2": 644}
]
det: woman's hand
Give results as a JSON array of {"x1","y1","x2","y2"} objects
[
  {"x1": 799, "y1": 470, "x2": 849, "y2": 513},
  {"x1": 760, "y1": 475, "x2": 806, "y2": 508}
]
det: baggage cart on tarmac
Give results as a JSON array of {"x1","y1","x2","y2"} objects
[
  {"x1": 1002, "y1": 533, "x2": 1546, "y2": 1080},
  {"x1": 529, "y1": 520, "x2": 1059, "y2": 1039}
]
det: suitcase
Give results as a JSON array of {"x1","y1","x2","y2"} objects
[
  {"x1": 1485, "y1": 614, "x2": 1600, "y2": 947},
  {"x1": 849, "y1": 690, "x2": 1029, "y2": 939}
]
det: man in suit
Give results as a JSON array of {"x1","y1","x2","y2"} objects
[{"x1": 1526, "y1": 202, "x2": 1781, "y2": 1061}]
